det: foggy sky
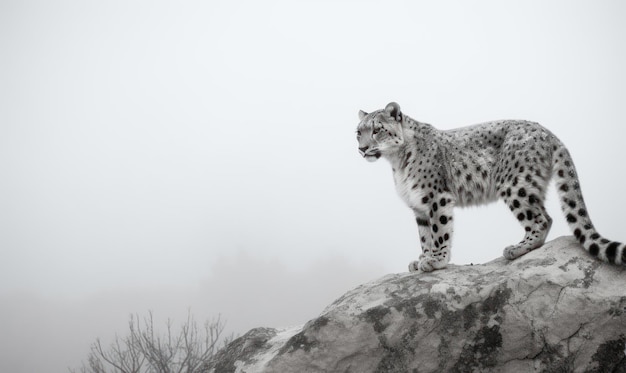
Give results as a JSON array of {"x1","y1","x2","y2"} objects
[{"x1": 1, "y1": 1, "x2": 625, "y2": 372}]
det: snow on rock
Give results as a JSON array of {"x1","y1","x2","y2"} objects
[{"x1": 208, "y1": 236, "x2": 626, "y2": 372}]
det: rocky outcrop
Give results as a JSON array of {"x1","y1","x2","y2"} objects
[{"x1": 208, "y1": 236, "x2": 626, "y2": 372}]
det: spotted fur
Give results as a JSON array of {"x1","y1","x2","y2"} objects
[{"x1": 357, "y1": 102, "x2": 626, "y2": 272}]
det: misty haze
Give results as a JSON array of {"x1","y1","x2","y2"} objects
[{"x1": 1, "y1": 1, "x2": 625, "y2": 372}]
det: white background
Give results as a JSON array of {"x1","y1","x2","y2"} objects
[{"x1": 1, "y1": 1, "x2": 625, "y2": 371}]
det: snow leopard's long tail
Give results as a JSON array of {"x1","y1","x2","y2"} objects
[{"x1": 553, "y1": 143, "x2": 626, "y2": 265}]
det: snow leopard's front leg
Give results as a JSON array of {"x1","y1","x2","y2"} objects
[
  {"x1": 408, "y1": 212, "x2": 434, "y2": 272},
  {"x1": 409, "y1": 196, "x2": 454, "y2": 272}
]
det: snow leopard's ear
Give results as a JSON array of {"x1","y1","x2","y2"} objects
[
  {"x1": 358, "y1": 110, "x2": 368, "y2": 121},
  {"x1": 385, "y1": 102, "x2": 402, "y2": 121}
]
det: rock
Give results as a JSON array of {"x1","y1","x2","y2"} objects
[{"x1": 208, "y1": 236, "x2": 626, "y2": 372}]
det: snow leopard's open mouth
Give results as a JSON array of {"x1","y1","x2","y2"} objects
[{"x1": 362, "y1": 151, "x2": 381, "y2": 162}]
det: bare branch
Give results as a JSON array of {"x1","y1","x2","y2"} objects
[{"x1": 71, "y1": 311, "x2": 227, "y2": 373}]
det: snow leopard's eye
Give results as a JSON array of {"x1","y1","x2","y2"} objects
[{"x1": 372, "y1": 127, "x2": 381, "y2": 135}]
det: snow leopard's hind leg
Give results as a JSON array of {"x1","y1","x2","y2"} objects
[
  {"x1": 496, "y1": 139, "x2": 554, "y2": 260},
  {"x1": 502, "y1": 191, "x2": 553, "y2": 260}
]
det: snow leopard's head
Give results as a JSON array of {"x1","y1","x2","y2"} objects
[{"x1": 356, "y1": 102, "x2": 405, "y2": 162}]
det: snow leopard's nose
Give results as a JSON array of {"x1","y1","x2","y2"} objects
[{"x1": 359, "y1": 146, "x2": 369, "y2": 156}]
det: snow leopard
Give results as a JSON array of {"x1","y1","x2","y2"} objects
[{"x1": 356, "y1": 102, "x2": 625, "y2": 272}]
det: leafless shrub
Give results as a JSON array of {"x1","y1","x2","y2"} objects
[{"x1": 70, "y1": 311, "x2": 232, "y2": 373}]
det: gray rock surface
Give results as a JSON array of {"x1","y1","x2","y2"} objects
[{"x1": 208, "y1": 236, "x2": 626, "y2": 372}]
